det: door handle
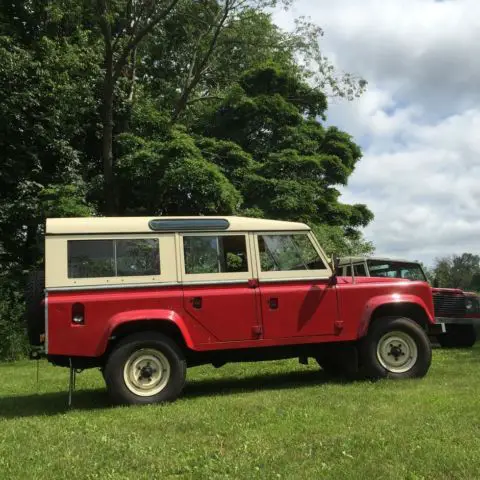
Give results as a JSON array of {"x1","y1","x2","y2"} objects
[
  {"x1": 269, "y1": 297, "x2": 279, "y2": 310},
  {"x1": 191, "y1": 297, "x2": 202, "y2": 309}
]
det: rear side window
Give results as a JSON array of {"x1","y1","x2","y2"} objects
[
  {"x1": 68, "y1": 239, "x2": 160, "y2": 278},
  {"x1": 345, "y1": 264, "x2": 367, "y2": 276},
  {"x1": 354, "y1": 264, "x2": 367, "y2": 276},
  {"x1": 183, "y1": 235, "x2": 248, "y2": 274},
  {"x1": 258, "y1": 234, "x2": 326, "y2": 272}
]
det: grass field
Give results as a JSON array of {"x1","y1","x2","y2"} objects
[{"x1": 1, "y1": 346, "x2": 480, "y2": 480}]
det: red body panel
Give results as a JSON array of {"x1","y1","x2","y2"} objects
[
  {"x1": 183, "y1": 284, "x2": 260, "y2": 342},
  {"x1": 258, "y1": 280, "x2": 338, "y2": 338},
  {"x1": 47, "y1": 287, "x2": 212, "y2": 356},
  {"x1": 46, "y1": 274, "x2": 436, "y2": 358}
]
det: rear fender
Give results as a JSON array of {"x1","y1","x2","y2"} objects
[
  {"x1": 358, "y1": 294, "x2": 434, "y2": 338},
  {"x1": 96, "y1": 309, "x2": 194, "y2": 356}
]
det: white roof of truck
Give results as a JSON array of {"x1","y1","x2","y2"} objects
[
  {"x1": 338, "y1": 256, "x2": 417, "y2": 266},
  {"x1": 46, "y1": 216, "x2": 310, "y2": 235}
]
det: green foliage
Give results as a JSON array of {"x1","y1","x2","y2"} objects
[
  {"x1": 432, "y1": 253, "x2": 480, "y2": 291},
  {"x1": 197, "y1": 65, "x2": 373, "y2": 228},
  {"x1": 40, "y1": 184, "x2": 95, "y2": 218},
  {"x1": 0, "y1": 279, "x2": 28, "y2": 361},
  {"x1": 159, "y1": 157, "x2": 242, "y2": 215},
  {"x1": 312, "y1": 224, "x2": 375, "y2": 258}
]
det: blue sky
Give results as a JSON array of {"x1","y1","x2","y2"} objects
[{"x1": 274, "y1": 0, "x2": 480, "y2": 266}]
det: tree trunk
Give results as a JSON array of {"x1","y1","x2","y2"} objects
[{"x1": 102, "y1": 52, "x2": 115, "y2": 215}]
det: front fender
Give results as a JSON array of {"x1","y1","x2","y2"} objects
[
  {"x1": 95, "y1": 309, "x2": 194, "y2": 355},
  {"x1": 358, "y1": 294, "x2": 435, "y2": 338}
]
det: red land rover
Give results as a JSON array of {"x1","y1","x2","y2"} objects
[
  {"x1": 26, "y1": 216, "x2": 436, "y2": 405},
  {"x1": 336, "y1": 256, "x2": 478, "y2": 348}
]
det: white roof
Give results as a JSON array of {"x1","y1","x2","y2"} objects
[
  {"x1": 338, "y1": 256, "x2": 417, "y2": 266},
  {"x1": 46, "y1": 216, "x2": 310, "y2": 235}
]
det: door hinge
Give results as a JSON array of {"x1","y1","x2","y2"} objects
[{"x1": 248, "y1": 278, "x2": 259, "y2": 289}]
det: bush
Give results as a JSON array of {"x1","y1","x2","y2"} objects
[{"x1": 0, "y1": 279, "x2": 28, "y2": 361}]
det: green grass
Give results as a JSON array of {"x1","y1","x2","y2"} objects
[{"x1": 1, "y1": 347, "x2": 480, "y2": 480}]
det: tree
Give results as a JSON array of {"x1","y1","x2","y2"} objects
[
  {"x1": 0, "y1": 35, "x2": 97, "y2": 273},
  {"x1": 141, "y1": 6, "x2": 366, "y2": 122},
  {"x1": 432, "y1": 253, "x2": 480, "y2": 290},
  {"x1": 196, "y1": 65, "x2": 373, "y2": 229},
  {"x1": 94, "y1": 0, "x2": 181, "y2": 214}
]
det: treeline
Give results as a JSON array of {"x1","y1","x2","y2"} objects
[
  {"x1": 0, "y1": 0, "x2": 374, "y2": 360},
  {"x1": 428, "y1": 253, "x2": 480, "y2": 292}
]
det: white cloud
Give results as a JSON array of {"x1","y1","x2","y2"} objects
[{"x1": 274, "y1": 0, "x2": 480, "y2": 266}]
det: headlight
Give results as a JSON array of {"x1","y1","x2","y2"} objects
[{"x1": 466, "y1": 299, "x2": 473, "y2": 311}]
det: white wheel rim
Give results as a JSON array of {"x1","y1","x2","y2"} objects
[
  {"x1": 376, "y1": 331, "x2": 418, "y2": 374},
  {"x1": 123, "y1": 348, "x2": 171, "y2": 397}
]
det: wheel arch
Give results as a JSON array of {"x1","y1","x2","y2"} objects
[
  {"x1": 360, "y1": 301, "x2": 431, "y2": 338},
  {"x1": 97, "y1": 309, "x2": 194, "y2": 357}
]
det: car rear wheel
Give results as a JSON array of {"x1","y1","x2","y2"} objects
[
  {"x1": 104, "y1": 331, "x2": 186, "y2": 405},
  {"x1": 360, "y1": 317, "x2": 432, "y2": 379}
]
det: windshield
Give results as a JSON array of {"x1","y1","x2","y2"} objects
[{"x1": 366, "y1": 260, "x2": 427, "y2": 282}]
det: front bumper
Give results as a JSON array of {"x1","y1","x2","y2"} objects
[{"x1": 435, "y1": 316, "x2": 480, "y2": 326}]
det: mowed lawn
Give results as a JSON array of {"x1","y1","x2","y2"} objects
[{"x1": 1, "y1": 346, "x2": 480, "y2": 480}]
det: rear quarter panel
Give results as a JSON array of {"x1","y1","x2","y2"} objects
[{"x1": 47, "y1": 287, "x2": 214, "y2": 357}]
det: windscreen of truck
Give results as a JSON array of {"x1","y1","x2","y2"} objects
[{"x1": 367, "y1": 260, "x2": 427, "y2": 282}]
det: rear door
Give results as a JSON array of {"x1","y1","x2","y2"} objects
[
  {"x1": 254, "y1": 231, "x2": 338, "y2": 339},
  {"x1": 180, "y1": 232, "x2": 261, "y2": 342}
]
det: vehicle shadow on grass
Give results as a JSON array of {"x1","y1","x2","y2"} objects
[
  {"x1": 184, "y1": 369, "x2": 346, "y2": 399},
  {"x1": 0, "y1": 370, "x2": 342, "y2": 419}
]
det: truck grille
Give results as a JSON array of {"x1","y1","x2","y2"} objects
[{"x1": 433, "y1": 294, "x2": 466, "y2": 317}]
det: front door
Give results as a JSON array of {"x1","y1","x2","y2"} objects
[
  {"x1": 254, "y1": 232, "x2": 338, "y2": 339},
  {"x1": 180, "y1": 232, "x2": 260, "y2": 342}
]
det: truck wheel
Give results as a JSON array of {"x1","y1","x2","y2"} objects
[
  {"x1": 360, "y1": 317, "x2": 431, "y2": 380},
  {"x1": 437, "y1": 325, "x2": 477, "y2": 348},
  {"x1": 104, "y1": 332, "x2": 186, "y2": 405}
]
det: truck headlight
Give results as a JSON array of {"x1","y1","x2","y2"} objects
[{"x1": 466, "y1": 299, "x2": 473, "y2": 311}]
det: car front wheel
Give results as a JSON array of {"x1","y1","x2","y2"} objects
[{"x1": 360, "y1": 317, "x2": 432, "y2": 380}]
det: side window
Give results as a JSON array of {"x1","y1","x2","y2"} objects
[
  {"x1": 183, "y1": 235, "x2": 248, "y2": 274},
  {"x1": 354, "y1": 264, "x2": 367, "y2": 276},
  {"x1": 68, "y1": 238, "x2": 160, "y2": 278},
  {"x1": 258, "y1": 234, "x2": 326, "y2": 272},
  {"x1": 345, "y1": 266, "x2": 352, "y2": 276}
]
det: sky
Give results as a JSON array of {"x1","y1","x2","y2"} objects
[{"x1": 273, "y1": 0, "x2": 480, "y2": 266}]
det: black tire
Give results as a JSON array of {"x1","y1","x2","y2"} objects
[
  {"x1": 24, "y1": 269, "x2": 45, "y2": 346},
  {"x1": 359, "y1": 317, "x2": 432, "y2": 380},
  {"x1": 437, "y1": 325, "x2": 477, "y2": 348},
  {"x1": 104, "y1": 331, "x2": 187, "y2": 405}
]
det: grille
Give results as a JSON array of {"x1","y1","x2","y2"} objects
[{"x1": 433, "y1": 294, "x2": 466, "y2": 317}]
